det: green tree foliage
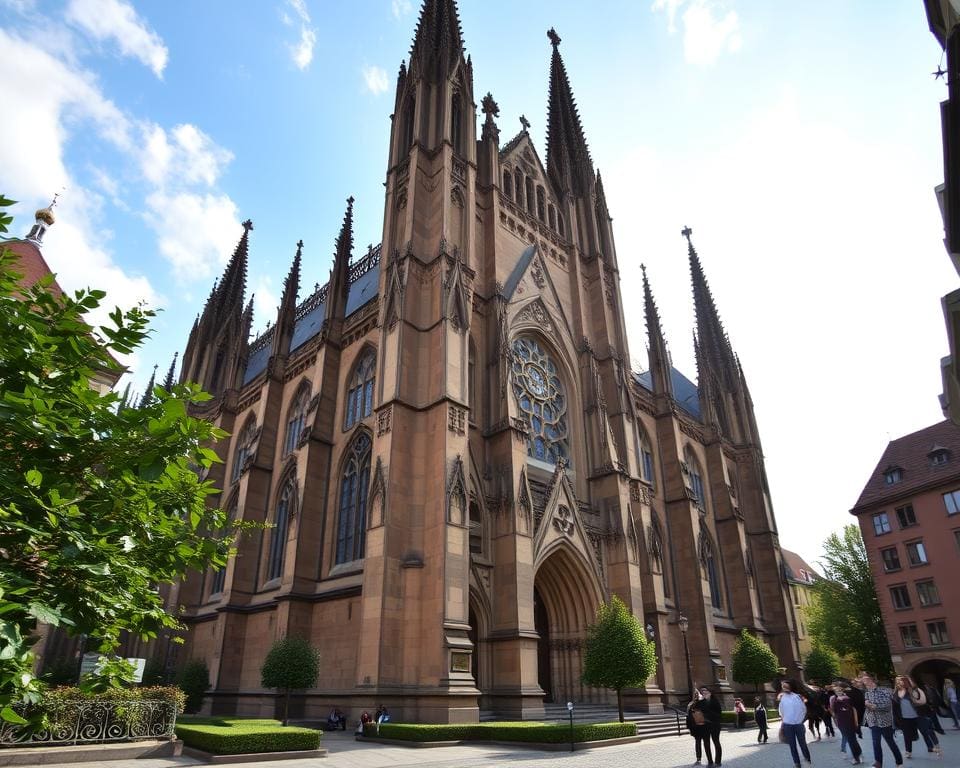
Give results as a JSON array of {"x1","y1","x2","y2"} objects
[
  {"x1": 581, "y1": 596, "x2": 658, "y2": 723},
  {"x1": 177, "y1": 659, "x2": 210, "y2": 714},
  {"x1": 260, "y1": 636, "x2": 320, "y2": 726},
  {"x1": 0, "y1": 197, "x2": 233, "y2": 722},
  {"x1": 807, "y1": 524, "x2": 893, "y2": 679},
  {"x1": 730, "y1": 627, "x2": 779, "y2": 698},
  {"x1": 803, "y1": 645, "x2": 840, "y2": 684}
]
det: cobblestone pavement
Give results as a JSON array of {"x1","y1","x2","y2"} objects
[{"x1": 61, "y1": 725, "x2": 960, "y2": 768}]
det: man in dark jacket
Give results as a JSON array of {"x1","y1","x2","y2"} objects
[{"x1": 848, "y1": 678, "x2": 866, "y2": 737}]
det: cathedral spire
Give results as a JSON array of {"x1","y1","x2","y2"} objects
[
  {"x1": 273, "y1": 240, "x2": 303, "y2": 356},
  {"x1": 325, "y1": 197, "x2": 355, "y2": 332},
  {"x1": 641, "y1": 264, "x2": 673, "y2": 397},
  {"x1": 685, "y1": 226, "x2": 736, "y2": 386},
  {"x1": 408, "y1": 0, "x2": 465, "y2": 82},
  {"x1": 161, "y1": 352, "x2": 178, "y2": 392},
  {"x1": 545, "y1": 27, "x2": 593, "y2": 196},
  {"x1": 138, "y1": 364, "x2": 158, "y2": 408},
  {"x1": 216, "y1": 219, "x2": 252, "y2": 318}
]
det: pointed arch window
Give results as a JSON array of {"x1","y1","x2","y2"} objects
[
  {"x1": 451, "y1": 91, "x2": 464, "y2": 155},
  {"x1": 637, "y1": 427, "x2": 655, "y2": 486},
  {"x1": 232, "y1": 418, "x2": 257, "y2": 482},
  {"x1": 511, "y1": 337, "x2": 570, "y2": 466},
  {"x1": 556, "y1": 210, "x2": 565, "y2": 237},
  {"x1": 401, "y1": 95, "x2": 415, "y2": 153},
  {"x1": 284, "y1": 385, "x2": 310, "y2": 455},
  {"x1": 686, "y1": 449, "x2": 705, "y2": 507},
  {"x1": 649, "y1": 516, "x2": 664, "y2": 574},
  {"x1": 536, "y1": 186, "x2": 546, "y2": 222},
  {"x1": 514, "y1": 170, "x2": 524, "y2": 210},
  {"x1": 468, "y1": 337, "x2": 477, "y2": 417},
  {"x1": 503, "y1": 169, "x2": 513, "y2": 200},
  {"x1": 706, "y1": 543, "x2": 722, "y2": 609},
  {"x1": 267, "y1": 479, "x2": 296, "y2": 582},
  {"x1": 336, "y1": 432, "x2": 372, "y2": 564},
  {"x1": 548, "y1": 204, "x2": 556, "y2": 230},
  {"x1": 469, "y1": 497, "x2": 483, "y2": 557},
  {"x1": 345, "y1": 350, "x2": 376, "y2": 429},
  {"x1": 525, "y1": 177, "x2": 535, "y2": 214},
  {"x1": 209, "y1": 503, "x2": 235, "y2": 598}
]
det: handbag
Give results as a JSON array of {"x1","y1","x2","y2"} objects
[{"x1": 692, "y1": 709, "x2": 705, "y2": 726}]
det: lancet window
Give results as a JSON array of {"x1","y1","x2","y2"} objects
[
  {"x1": 267, "y1": 479, "x2": 296, "y2": 582},
  {"x1": 336, "y1": 432, "x2": 372, "y2": 564},
  {"x1": 345, "y1": 350, "x2": 375, "y2": 429},
  {"x1": 511, "y1": 337, "x2": 569, "y2": 466},
  {"x1": 232, "y1": 418, "x2": 257, "y2": 482},
  {"x1": 284, "y1": 384, "x2": 310, "y2": 455}
]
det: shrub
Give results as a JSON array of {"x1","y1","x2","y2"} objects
[
  {"x1": 175, "y1": 718, "x2": 320, "y2": 754},
  {"x1": 177, "y1": 659, "x2": 209, "y2": 714},
  {"x1": 369, "y1": 721, "x2": 636, "y2": 743},
  {"x1": 36, "y1": 685, "x2": 185, "y2": 740}
]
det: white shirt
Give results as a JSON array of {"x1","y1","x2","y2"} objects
[{"x1": 779, "y1": 692, "x2": 807, "y2": 725}]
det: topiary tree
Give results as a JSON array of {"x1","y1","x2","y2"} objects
[
  {"x1": 177, "y1": 659, "x2": 210, "y2": 714},
  {"x1": 730, "y1": 628, "x2": 779, "y2": 701},
  {"x1": 260, "y1": 636, "x2": 320, "y2": 726},
  {"x1": 803, "y1": 645, "x2": 840, "y2": 684},
  {"x1": 581, "y1": 596, "x2": 658, "y2": 723}
]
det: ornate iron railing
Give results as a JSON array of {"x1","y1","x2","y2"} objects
[{"x1": 0, "y1": 699, "x2": 177, "y2": 747}]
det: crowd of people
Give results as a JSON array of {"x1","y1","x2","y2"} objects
[{"x1": 686, "y1": 673, "x2": 957, "y2": 768}]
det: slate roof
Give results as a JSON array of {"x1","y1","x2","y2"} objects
[
  {"x1": 851, "y1": 419, "x2": 960, "y2": 512},
  {"x1": 242, "y1": 246, "x2": 381, "y2": 385},
  {"x1": 633, "y1": 368, "x2": 702, "y2": 420}
]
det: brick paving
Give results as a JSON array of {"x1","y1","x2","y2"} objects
[{"x1": 55, "y1": 725, "x2": 960, "y2": 768}]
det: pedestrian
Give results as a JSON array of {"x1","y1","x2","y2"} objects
[
  {"x1": 805, "y1": 686, "x2": 823, "y2": 742},
  {"x1": 830, "y1": 683, "x2": 863, "y2": 765},
  {"x1": 779, "y1": 679, "x2": 812, "y2": 768},
  {"x1": 923, "y1": 681, "x2": 947, "y2": 735},
  {"x1": 687, "y1": 689, "x2": 709, "y2": 765},
  {"x1": 819, "y1": 685, "x2": 836, "y2": 739},
  {"x1": 690, "y1": 686, "x2": 722, "y2": 767},
  {"x1": 734, "y1": 698, "x2": 746, "y2": 729},
  {"x1": 943, "y1": 679, "x2": 960, "y2": 729},
  {"x1": 862, "y1": 671, "x2": 904, "y2": 768},
  {"x1": 848, "y1": 677, "x2": 866, "y2": 738},
  {"x1": 894, "y1": 675, "x2": 940, "y2": 758},
  {"x1": 754, "y1": 696, "x2": 768, "y2": 744}
]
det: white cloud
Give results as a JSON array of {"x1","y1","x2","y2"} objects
[
  {"x1": 362, "y1": 65, "x2": 389, "y2": 96},
  {"x1": 391, "y1": 0, "x2": 412, "y2": 18},
  {"x1": 65, "y1": 0, "x2": 168, "y2": 78},
  {"x1": 284, "y1": 0, "x2": 317, "y2": 71},
  {"x1": 145, "y1": 191, "x2": 240, "y2": 281},
  {"x1": 652, "y1": 0, "x2": 741, "y2": 66},
  {"x1": 140, "y1": 123, "x2": 233, "y2": 189},
  {"x1": 251, "y1": 274, "x2": 279, "y2": 335}
]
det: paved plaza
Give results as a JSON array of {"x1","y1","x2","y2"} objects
[{"x1": 58, "y1": 725, "x2": 960, "y2": 768}]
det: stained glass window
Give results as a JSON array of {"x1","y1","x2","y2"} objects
[
  {"x1": 336, "y1": 432, "x2": 372, "y2": 564},
  {"x1": 345, "y1": 350, "x2": 376, "y2": 429},
  {"x1": 511, "y1": 337, "x2": 569, "y2": 466}
]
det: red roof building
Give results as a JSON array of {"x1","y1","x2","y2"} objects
[{"x1": 851, "y1": 419, "x2": 960, "y2": 686}]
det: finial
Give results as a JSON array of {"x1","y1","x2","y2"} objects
[
  {"x1": 296, "y1": 239, "x2": 304, "y2": 257},
  {"x1": 640, "y1": 263, "x2": 647, "y2": 279},
  {"x1": 519, "y1": 114, "x2": 530, "y2": 132},
  {"x1": 681, "y1": 225, "x2": 693, "y2": 244},
  {"x1": 347, "y1": 195, "x2": 355, "y2": 207},
  {"x1": 482, "y1": 92, "x2": 500, "y2": 119},
  {"x1": 547, "y1": 27, "x2": 561, "y2": 48},
  {"x1": 242, "y1": 219, "x2": 254, "y2": 232}
]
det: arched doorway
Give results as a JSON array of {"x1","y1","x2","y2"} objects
[
  {"x1": 911, "y1": 657, "x2": 960, "y2": 690},
  {"x1": 533, "y1": 545, "x2": 603, "y2": 705}
]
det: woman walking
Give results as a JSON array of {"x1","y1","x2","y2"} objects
[
  {"x1": 690, "y1": 686, "x2": 722, "y2": 766},
  {"x1": 779, "y1": 679, "x2": 812, "y2": 768},
  {"x1": 944, "y1": 679, "x2": 960, "y2": 729},
  {"x1": 754, "y1": 697, "x2": 768, "y2": 743},
  {"x1": 806, "y1": 687, "x2": 824, "y2": 742},
  {"x1": 687, "y1": 690, "x2": 709, "y2": 765},
  {"x1": 862, "y1": 672, "x2": 903, "y2": 768},
  {"x1": 830, "y1": 684, "x2": 863, "y2": 765},
  {"x1": 894, "y1": 675, "x2": 940, "y2": 758}
]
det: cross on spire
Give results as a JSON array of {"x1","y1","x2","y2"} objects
[
  {"x1": 519, "y1": 114, "x2": 530, "y2": 132},
  {"x1": 296, "y1": 239, "x2": 304, "y2": 257},
  {"x1": 681, "y1": 225, "x2": 693, "y2": 244},
  {"x1": 547, "y1": 27, "x2": 561, "y2": 48},
  {"x1": 242, "y1": 219, "x2": 254, "y2": 233}
]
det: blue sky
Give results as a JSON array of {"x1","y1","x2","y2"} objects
[{"x1": 0, "y1": 0, "x2": 953, "y2": 566}]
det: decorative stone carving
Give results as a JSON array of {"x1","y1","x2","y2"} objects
[
  {"x1": 515, "y1": 299, "x2": 552, "y2": 332},
  {"x1": 530, "y1": 255, "x2": 545, "y2": 288},
  {"x1": 553, "y1": 505, "x2": 574, "y2": 536},
  {"x1": 447, "y1": 455, "x2": 467, "y2": 525},
  {"x1": 377, "y1": 406, "x2": 392, "y2": 436},
  {"x1": 448, "y1": 405, "x2": 466, "y2": 435}
]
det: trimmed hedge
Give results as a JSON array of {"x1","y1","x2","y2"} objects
[
  {"x1": 369, "y1": 721, "x2": 636, "y2": 743},
  {"x1": 175, "y1": 717, "x2": 320, "y2": 754},
  {"x1": 719, "y1": 708, "x2": 778, "y2": 725}
]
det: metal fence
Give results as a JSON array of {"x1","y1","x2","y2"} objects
[{"x1": 0, "y1": 699, "x2": 177, "y2": 747}]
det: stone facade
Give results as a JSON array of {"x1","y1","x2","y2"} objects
[{"x1": 164, "y1": 1, "x2": 801, "y2": 723}]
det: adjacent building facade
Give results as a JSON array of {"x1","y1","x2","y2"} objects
[
  {"x1": 164, "y1": 1, "x2": 801, "y2": 722},
  {"x1": 780, "y1": 549, "x2": 819, "y2": 663},
  {"x1": 851, "y1": 419, "x2": 960, "y2": 686}
]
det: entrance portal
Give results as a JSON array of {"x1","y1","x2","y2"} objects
[{"x1": 532, "y1": 545, "x2": 603, "y2": 705}]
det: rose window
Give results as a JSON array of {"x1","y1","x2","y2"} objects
[{"x1": 511, "y1": 337, "x2": 570, "y2": 466}]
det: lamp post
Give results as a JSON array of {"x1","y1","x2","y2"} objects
[
  {"x1": 678, "y1": 612, "x2": 693, "y2": 702},
  {"x1": 566, "y1": 701, "x2": 574, "y2": 752}
]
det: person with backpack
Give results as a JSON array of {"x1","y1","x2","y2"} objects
[{"x1": 830, "y1": 683, "x2": 863, "y2": 765}]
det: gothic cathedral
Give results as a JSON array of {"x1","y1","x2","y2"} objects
[{"x1": 173, "y1": 1, "x2": 801, "y2": 722}]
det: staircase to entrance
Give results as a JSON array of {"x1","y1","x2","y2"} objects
[{"x1": 479, "y1": 703, "x2": 684, "y2": 741}]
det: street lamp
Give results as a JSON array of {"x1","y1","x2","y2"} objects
[
  {"x1": 678, "y1": 612, "x2": 693, "y2": 702},
  {"x1": 566, "y1": 701, "x2": 574, "y2": 752},
  {"x1": 645, "y1": 623, "x2": 656, "y2": 641}
]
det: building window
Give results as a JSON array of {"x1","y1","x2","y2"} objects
[
  {"x1": 336, "y1": 432, "x2": 372, "y2": 565},
  {"x1": 468, "y1": 499, "x2": 483, "y2": 556},
  {"x1": 503, "y1": 169, "x2": 513, "y2": 199},
  {"x1": 930, "y1": 448, "x2": 950, "y2": 466},
  {"x1": 900, "y1": 624, "x2": 922, "y2": 648},
  {"x1": 906, "y1": 540, "x2": 928, "y2": 567},
  {"x1": 267, "y1": 480, "x2": 295, "y2": 582},
  {"x1": 401, "y1": 95, "x2": 415, "y2": 152},
  {"x1": 944, "y1": 490, "x2": 960, "y2": 515},
  {"x1": 872, "y1": 512, "x2": 891, "y2": 536},
  {"x1": 514, "y1": 170, "x2": 523, "y2": 210},
  {"x1": 525, "y1": 177, "x2": 534, "y2": 214},
  {"x1": 451, "y1": 91, "x2": 463, "y2": 155},
  {"x1": 511, "y1": 337, "x2": 570, "y2": 466},
  {"x1": 688, "y1": 455, "x2": 705, "y2": 507},
  {"x1": 884, "y1": 468, "x2": 903, "y2": 484},
  {"x1": 642, "y1": 449, "x2": 655, "y2": 486},
  {"x1": 345, "y1": 350, "x2": 375, "y2": 429},
  {"x1": 890, "y1": 584, "x2": 912, "y2": 610},
  {"x1": 880, "y1": 546, "x2": 901, "y2": 572},
  {"x1": 284, "y1": 385, "x2": 309, "y2": 455},
  {"x1": 548, "y1": 204, "x2": 556, "y2": 229},
  {"x1": 232, "y1": 418, "x2": 257, "y2": 482},
  {"x1": 916, "y1": 580, "x2": 941, "y2": 607},
  {"x1": 536, "y1": 186, "x2": 546, "y2": 221},
  {"x1": 895, "y1": 504, "x2": 917, "y2": 529},
  {"x1": 927, "y1": 620, "x2": 950, "y2": 646}
]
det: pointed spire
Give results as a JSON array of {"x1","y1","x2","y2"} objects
[
  {"x1": 273, "y1": 241, "x2": 303, "y2": 356},
  {"x1": 641, "y1": 264, "x2": 673, "y2": 397},
  {"x1": 335, "y1": 198, "x2": 354, "y2": 264},
  {"x1": 161, "y1": 352, "x2": 179, "y2": 392},
  {"x1": 216, "y1": 219, "x2": 252, "y2": 317},
  {"x1": 545, "y1": 27, "x2": 593, "y2": 196},
  {"x1": 685, "y1": 226, "x2": 736, "y2": 387},
  {"x1": 117, "y1": 381, "x2": 131, "y2": 413},
  {"x1": 409, "y1": 0, "x2": 465, "y2": 82},
  {"x1": 138, "y1": 364, "x2": 158, "y2": 408}
]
